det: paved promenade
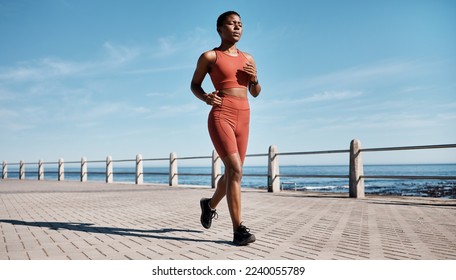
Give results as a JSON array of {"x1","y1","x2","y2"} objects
[{"x1": 1, "y1": 179, "x2": 455, "y2": 260}]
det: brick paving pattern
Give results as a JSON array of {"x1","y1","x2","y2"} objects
[{"x1": 1, "y1": 179, "x2": 455, "y2": 260}]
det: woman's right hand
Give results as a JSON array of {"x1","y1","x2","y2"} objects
[{"x1": 205, "y1": 91, "x2": 222, "y2": 106}]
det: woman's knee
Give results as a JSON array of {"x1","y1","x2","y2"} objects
[
  {"x1": 226, "y1": 165, "x2": 242, "y2": 182},
  {"x1": 222, "y1": 153, "x2": 243, "y2": 181}
]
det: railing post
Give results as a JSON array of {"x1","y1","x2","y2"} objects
[
  {"x1": 169, "y1": 152, "x2": 178, "y2": 186},
  {"x1": 211, "y1": 150, "x2": 221, "y2": 189},
  {"x1": 106, "y1": 156, "x2": 113, "y2": 183},
  {"x1": 2, "y1": 161, "x2": 7, "y2": 179},
  {"x1": 136, "y1": 154, "x2": 143, "y2": 184},
  {"x1": 81, "y1": 157, "x2": 87, "y2": 182},
  {"x1": 38, "y1": 160, "x2": 44, "y2": 180},
  {"x1": 58, "y1": 158, "x2": 64, "y2": 181},
  {"x1": 268, "y1": 145, "x2": 280, "y2": 192},
  {"x1": 349, "y1": 139, "x2": 365, "y2": 198},
  {"x1": 19, "y1": 160, "x2": 25, "y2": 180}
]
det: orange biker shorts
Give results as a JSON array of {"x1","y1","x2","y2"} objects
[{"x1": 208, "y1": 94, "x2": 250, "y2": 163}]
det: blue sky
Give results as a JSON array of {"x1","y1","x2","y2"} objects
[{"x1": 1, "y1": 0, "x2": 455, "y2": 166}]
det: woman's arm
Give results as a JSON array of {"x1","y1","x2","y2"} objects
[
  {"x1": 243, "y1": 53, "x2": 261, "y2": 98},
  {"x1": 190, "y1": 51, "x2": 222, "y2": 105},
  {"x1": 190, "y1": 52, "x2": 211, "y2": 102}
]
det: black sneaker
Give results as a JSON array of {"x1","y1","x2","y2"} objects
[
  {"x1": 233, "y1": 224, "x2": 256, "y2": 246},
  {"x1": 200, "y1": 198, "x2": 217, "y2": 229}
]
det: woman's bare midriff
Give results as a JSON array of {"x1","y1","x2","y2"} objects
[{"x1": 219, "y1": 87, "x2": 248, "y2": 98}]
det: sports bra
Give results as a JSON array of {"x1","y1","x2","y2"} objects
[{"x1": 209, "y1": 49, "x2": 250, "y2": 90}]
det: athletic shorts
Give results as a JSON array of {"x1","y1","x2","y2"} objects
[{"x1": 208, "y1": 94, "x2": 250, "y2": 163}]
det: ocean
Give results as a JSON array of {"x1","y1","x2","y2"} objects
[{"x1": 5, "y1": 164, "x2": 455, "y2": 199}]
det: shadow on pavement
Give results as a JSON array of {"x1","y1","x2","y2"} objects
[{"x1": 0, "y1": 219, "x2": 232, "y2": 245}]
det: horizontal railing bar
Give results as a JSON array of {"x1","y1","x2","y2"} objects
[
  {"x1": 143, "y1": 158, "x2": 169, "y2": 161},
  {"x1": 361, "y1": 144, "x2": 456, "y2": 152},
  {"x1": 4, "y1": 143, "x2": 454, "y2": 166},
  {"x1": 64, "y1": 161, "x2": 80, "y2": 164},
  {"x1": 177, "y1": 156, "x2": 211, "y2": 160},
  {"x1": 362, "y1": 175, "x2": 456, "y2": 180},
  {"x1": 278, "y1": 174, "x2": 350, "y2": 179},
  {"x1": 86, "y1": 160, "x2": 106, "y2": 164},
  {"x1": 277, "y1": 149, "x2": 350, "y2": 156},
  {"x1": 142, "y1": 172, "x2": 169, "y2": 176},
  {"x1": 177, "y1": 173, "x2": 211, "y2": 176},
  {"x1": 246, "y1": 153, "x2": 268, "y2": 158},
  {"x1": 111, "y1": 159, "x2": 136, "y2": 163},
  {"x1": 109, "y1": 173, "x2": 134, "y2": 176},
  {"x1": 243, "y1": 173, "x2": 267, "y2": 177}
]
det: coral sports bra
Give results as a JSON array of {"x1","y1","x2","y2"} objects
[{"x1": 209, "y1": 49, "x2": 250, "y2": 91}]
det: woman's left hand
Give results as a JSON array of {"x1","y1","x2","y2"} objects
[{"x1": 243, "y1": 63, "x2": 257, "y2": 83}]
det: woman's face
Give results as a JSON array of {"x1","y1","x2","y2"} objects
[{"x1": 218, "y1": 14, "x2": 243, "y2": 43}]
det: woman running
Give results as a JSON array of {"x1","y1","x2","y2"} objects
[{"x1": 190, "y1": 11, "x2": 261, "y2": 246}]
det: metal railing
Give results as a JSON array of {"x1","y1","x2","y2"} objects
[
  {"x1": 269, "y1": 144, "x2": 456, "y2": 179},
  {"x1": 359, "y1": 144, "x2": 456, "y2": 181},
  {"x1": 2, "y1": 140, "x2": 455, "y2": 198},
  {"x1": 276, "y1": 148, "x2": 350, "y2": 180}
]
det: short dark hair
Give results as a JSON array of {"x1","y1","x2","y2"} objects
[{"x1": 216, "y1": 11, "x2": 241, "y2": 28}]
